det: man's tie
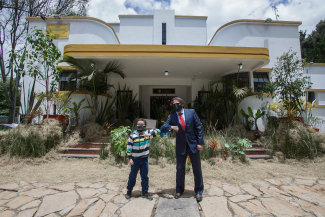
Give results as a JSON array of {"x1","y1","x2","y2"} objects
[{"x1": 178, "y1": 112, "x2": 185, "y2": 131}]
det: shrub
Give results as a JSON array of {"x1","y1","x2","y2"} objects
[
  {"x1": 110, "y1": 126, "x2": 131, "y2": 163},
  {"x1": 0, "y1": 119, "x2": 62, "y2": 158}
]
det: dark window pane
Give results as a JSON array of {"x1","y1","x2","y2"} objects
[
  {"x1": 223, "y1": 72, "x2": 249, "y2": 93},
  {"x1": 308, "y1": 92, "x2": 315, "y2": 103},
  {"x1": 253, "y1": 72, "x2": 269, "y2": 92},
  {"x1": 162, "y1": 23, "x2": 166, "y2": 45},
  {"x1": 59, "y1": 70, "x2": 77, "y2": 91}
]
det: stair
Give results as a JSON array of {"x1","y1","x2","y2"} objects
[
  {"x1": 245, "y1": 143, "x2": 273, "y2": 159},
  {"x1": 59, "y1": 138, "x2": 110, "y2": 158}
]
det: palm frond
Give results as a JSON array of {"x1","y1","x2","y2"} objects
[{"x1": 103, "y1": 60, "x2": 125, "y2": 79}]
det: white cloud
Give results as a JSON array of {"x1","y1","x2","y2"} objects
[{"x1": 88, "y1": 0, "x2": 325, "y2": 41}]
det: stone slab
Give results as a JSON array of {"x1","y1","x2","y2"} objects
[
  {"x1": 240, "y1": 183, "x2": 262, "y2": 197},
  {"x1": 0, "y1": 210, "x2": 15, "y2": 217},
  {"x1": 229, "y1": 201, "x2": 251, "y2": 217},
  {"x1": 120, "y1": 198, "x2": 155, "y2": 217},
  {"x1": 67, "y1": 198, "x2": 98, "y2": 217},
  {"x1": 229, "y1": 194, "x2": 255, "y2": 203},
  {"x1": 16, "y1": 208, "x2": 37, "y2": 217},
  {"x1": 0, "y1": 183, "x2": 19, "y2": 191},
  {"x1": 100, "y1": 202, "x2": 119, "y2": 217},
  {"x1": 35, "y1": 191, "x2": 78, "y2": 216},
  {"x1": 21, "y1": 188, "x2": 59, "y2": 198},
  {"x1": 155, "y1": 198, "x2": 199, "y2": 217},
  {"x1": 238, "y1": 201, "x2": 270, "y2": 214},
  {"x1": 6, "y1": 195, "x2": 34, "y2": 209},
  {"x1": 0, "y1": 191, "x2": 17, "y2": 200},
  {"x1": 260, "y1": 197, "x2": 308, "y2": 216},
  {"x1": 200, "y1": 197, "x2": 232, "y2": 217},
  {"x1": 223, "y1": 184, "x2": 242, "y2": 195},
  {"x1": 83, "y1": 199, "x2": 105, "y2": 217},
  {"x1": 20, "y1": 200, "x2": 41, "y2": 210}
]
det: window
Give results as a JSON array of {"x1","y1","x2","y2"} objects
[
  {"x1": 308, "y1": 91, "x2": 315, "y2": 103},
  {"x1": 162, "y1": 23, "x2": 166, "y2": 45},
  {"x1": 59, "y1": 70, "x2": 77, "y2": 91},
  {"x1": 253, "y1": 72, "x2": 269, "y2": 92},
  {"x1": 223, "y1": 72, "x2": 249, "y2": 93}
]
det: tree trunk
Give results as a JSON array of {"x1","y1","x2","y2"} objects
[
  {"x1": 8, "y1": 107, "x2": 15, "y2": 124},
  {"x1": 75, "y1": 112, "x2": 79, "y2": 126},
  {"x1": 92, "y1": 100, "x2": 97, "y2": 123}
]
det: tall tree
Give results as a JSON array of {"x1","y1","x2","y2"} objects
[
  {"x1": 0, "y1": 0, "x2": 89, "y2": 123},
  {"x1": 300, "y1": 20, "x2": 325, "y2": 63}
]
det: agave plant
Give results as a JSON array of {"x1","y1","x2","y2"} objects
[{"x1": 59, "y1": 55, "x2": 125, "y2": 123}]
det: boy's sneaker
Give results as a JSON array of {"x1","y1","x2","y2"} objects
[
  {"x1": 143, "y1": 192, "x2": 153, "y2": 200},
  {"x1": 125, "y1": 190, "x2": 132, "y2": 199}
]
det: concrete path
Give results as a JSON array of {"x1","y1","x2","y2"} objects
[{"x1": 0, "y1": 176, "x2": 324, "y2": 216}]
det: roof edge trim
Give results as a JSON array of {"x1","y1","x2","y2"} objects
[
  {"x1": 25, "y1": 16, "x2": 120, "y2": 44},
  {"x1": 208, "y1": 19, "x2": 302, "y2": 46}
]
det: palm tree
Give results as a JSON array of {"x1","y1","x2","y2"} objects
[{"x1": 60, "y1": 55, "x2": 125, "y2": 123}]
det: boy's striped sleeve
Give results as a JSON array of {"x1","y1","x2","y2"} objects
[{"x1": 127, "y1": 136, "x2": 134, "y2": 159}]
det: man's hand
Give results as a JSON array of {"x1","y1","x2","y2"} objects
[
  {"x1": 129, "y1": 159, "x2": 134, "y2": 165},
  {"x1": 197, "y1": 145, "x2": 203, "y2": 151},
  {"x1": 171, "y1": 126, "x2": 179, "y2": 132}
]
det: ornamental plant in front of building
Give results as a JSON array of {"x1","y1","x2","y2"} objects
[
  {"x1": 24, "y1": 28, "x2": 63, "y2": 119},
  {"x1": 262, "y1": 49, "x2": 311, "y2": 118}
]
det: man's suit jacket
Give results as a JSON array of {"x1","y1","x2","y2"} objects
[{"x1": 160, "y1": 109, "x2": 204, "y2": 155}]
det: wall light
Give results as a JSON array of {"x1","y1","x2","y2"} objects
[
  {"x1": 165, "y1": 71, "x2": 169, "y2": 76},
  {"x1": 238, "y1": 62, "x2": 243, "y2": 70},
  {"x1": 265, "y1": 18, "x2": 272, "y2": 22}
]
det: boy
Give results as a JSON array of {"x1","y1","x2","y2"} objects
[{"x1": 125, "y1": 118, "x2": 160, "y2": 200}]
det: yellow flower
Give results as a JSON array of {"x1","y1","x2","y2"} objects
[
  {"x1": 158, "y1": 135, "x2": 161, "y2": 137},
  {"x1": 173, "y1": 144, "x2": 176, "y2": 146}
]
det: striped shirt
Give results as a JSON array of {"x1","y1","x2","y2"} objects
[{"x1": 127, "y1": 129, "x2": 160, "y2": 159}]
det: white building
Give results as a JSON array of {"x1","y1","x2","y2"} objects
[{"x1": 23, "y1": 9, "x2": 325, "y2": 131}]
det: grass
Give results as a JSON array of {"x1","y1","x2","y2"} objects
[{"x1": 0, "y1": 154, "x2": 324, "y2": 189}]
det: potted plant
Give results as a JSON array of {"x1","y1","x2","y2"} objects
[
  {"x1": 240, "y1": 107, "x2": 265, "y2": 139},
  {"x1": 40, "y1": 92, "x2": 71, "y2": 126}
]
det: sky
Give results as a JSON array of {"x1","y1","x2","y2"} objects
[{"x1": 88, "y1": 0, "x2": 325, "y2": 42}]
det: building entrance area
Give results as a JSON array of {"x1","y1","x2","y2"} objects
[{"x1": 150, "y1": 96, "x2": 174, "y2": 120}]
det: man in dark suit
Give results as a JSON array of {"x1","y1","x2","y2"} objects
[{"x1": 160, "y1": 97, "x2": 204, "y2": 202}]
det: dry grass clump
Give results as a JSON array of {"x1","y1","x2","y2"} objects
[
  {"x1": 83, "y1": 122, "x2": 104, "y2": 141},
  {"x1": 221, "y1": 124, "x2": 255, "y2": 142},
  {"x1": 262, "y1": 121, "x2": 325, "y2": 159},
  {"x1": 58, "y1": 125, "x2": 85, "y2": 150},
  {"x1": 0, "y1": 119, "x2": 63, "y2": 158}
]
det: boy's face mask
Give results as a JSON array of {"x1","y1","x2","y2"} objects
[{"x1": 136, "y1": 124, "x2": 145, "y2": 132}]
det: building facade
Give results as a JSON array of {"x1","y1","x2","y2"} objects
[{"x1": 23, "y1": 9, "x2": 325, "y2": 131}]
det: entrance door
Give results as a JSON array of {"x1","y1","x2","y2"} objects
[{"x1": 150, "y1": 96, "x2": 175, "y2": 120}]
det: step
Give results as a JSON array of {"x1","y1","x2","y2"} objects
[
  {"x1": 76, "y1": 143, "x2": 109, "y2": 149},
  {"x1": 62, "y1": 148, "x2": 101, "y2": 155},
  {"x1": 59, "y1": 154, "x2": 99, "y2": 158},
  {"x1": 88, "y1": 138, "x2": 110, "y2": 143},
  {"x1": 244, "y1": 148, "x2": 269, "y2": 155},
  {"x1": 246, "y1": 154, "x2": 273, "y2": 159},
  {"x1": 251, "y1": 143, "x2": 265, "y2": 148}
]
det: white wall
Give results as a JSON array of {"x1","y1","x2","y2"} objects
[
  {"x1": 119, "y1": 16, "x2": 154, "y2": 44},
  {"x1": 209, "y1": 23, "x2": 301, "y2": 68},
  {"x1": 174, "y1": 17, "x2": 207, "y2": 45}
]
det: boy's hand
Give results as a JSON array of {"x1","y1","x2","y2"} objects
[
  {"x1": 145, "y1": 133, "x2": 151, "y2": 138},
  {"x1": 129, "y1": 159, "x2": 134, "y2": 165},
  {"x1": 171, "y1": 126, "x2": 179, "y2": 132}
]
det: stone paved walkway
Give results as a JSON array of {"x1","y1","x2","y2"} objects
[{"x1": 0, "y1": 176, "x2": 324, "y2": 216}]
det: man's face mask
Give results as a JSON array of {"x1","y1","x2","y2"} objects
[
  {"x1": 137, "y1": 124, "x2": 145, "y2": 131},
  {"x1": 173, "y1": 104, "x2": 183, "y2": 112}
]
